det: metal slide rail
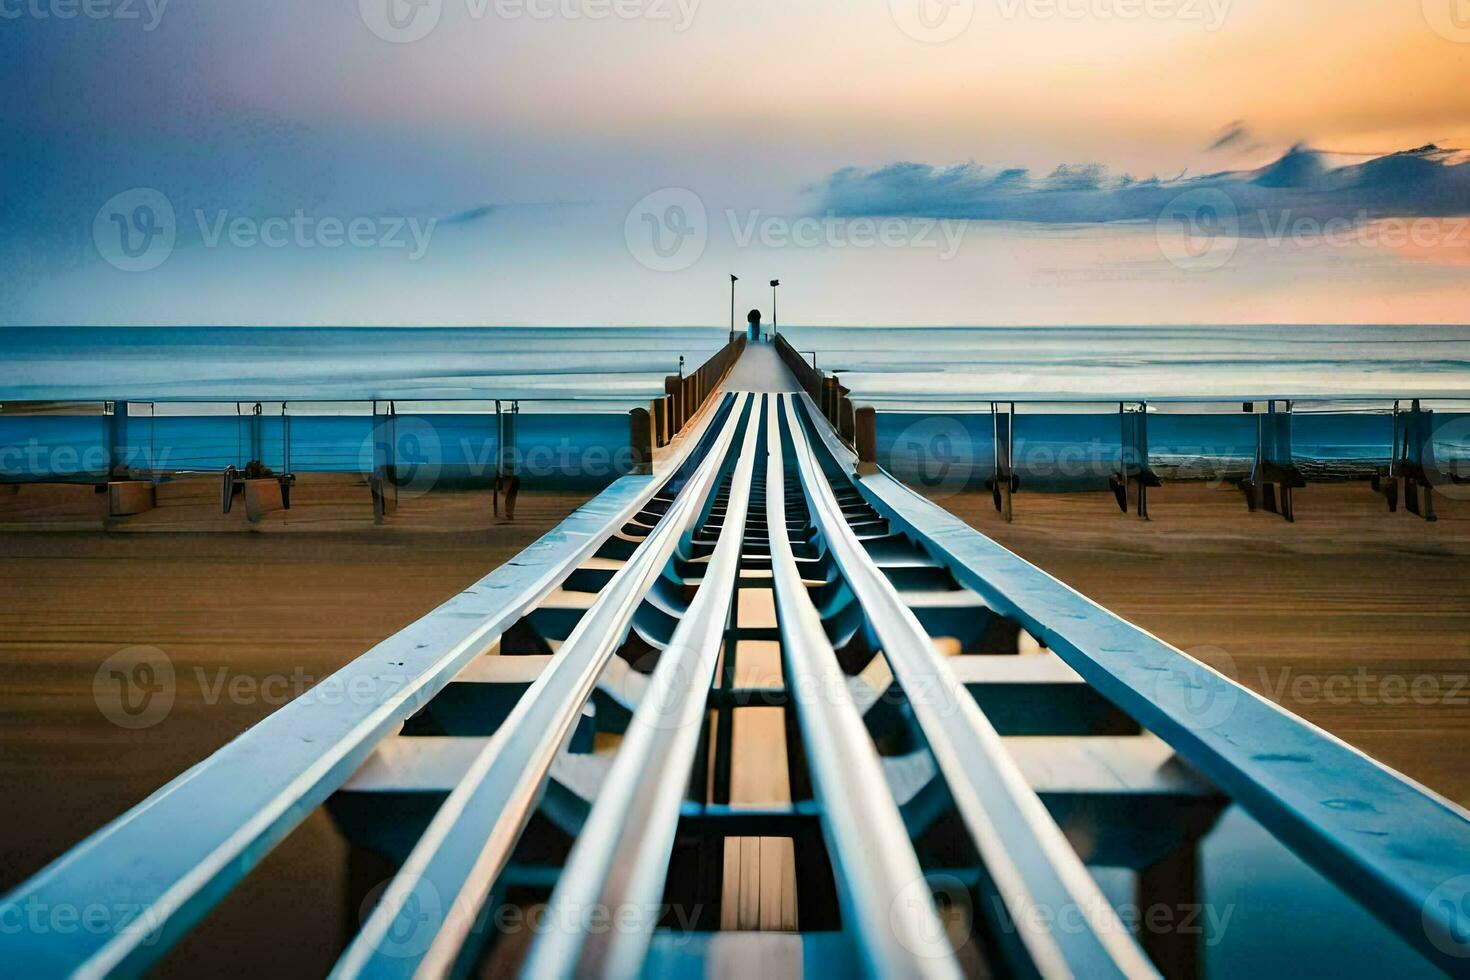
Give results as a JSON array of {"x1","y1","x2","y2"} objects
[
  {"x1": 522, "y1": 394, "x2": 762, "y2": 978},
  {"x1": 763, "y1": 395, "x2": 962, "y2": 978},
  {"x1": 782, "y1": 396, "x2": 1157, "y2": 979},
  {"x1": 0, "y1": 392, "x2": 735, "y2": 977},
  {"x1": 802, "y1": 393, "x2": 1470, "y2": 976},
  {"x1": 336, "y1": 394, "x2": 752, "y2": 978}
]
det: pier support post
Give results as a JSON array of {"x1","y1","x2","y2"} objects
[
  {"x1": 855, "y1": 406, "x2": 878, "y2": 476},
  {"x1": 821, "y1": 377, "x2": 839, "y2": 425},
  {"x1": 1240, "y1": 400, "x2": 1305, "y2": 522},
  {"x1": 629, "y1": 407, "x2": 653, "y2": 475},
  {"x1": 986, "y1": 402, "x2": 1017, "y2": 522},
  {"x1": 371, "y1": 402, "x2": 398, "y2": 524},
  {"x1": 666, "y1": 376, "x2": 682, "y2": 434},
  {"x1": 498, "y1": 405, "x2": 520, "y2": 521},
  {"x1": 105, "y1": 401, "x2": 130, "y2": 478},
  {"x1": 1375, "y1": 400, "x2": 1461, "y2": 521},
  {"x1": 1110, "y1": 402, "x2": 1161, "y2": 519},
  {"x1": 651, "y1": 398, "x2": 668, "y2": 448},
  {"x1": 838, "y1": 395, "x2": 856, "y2": 447}
]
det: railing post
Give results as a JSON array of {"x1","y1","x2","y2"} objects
[
  {"x1": 652, "y1": 398, "x2": 667, "y2": 448},
  {"x1": 839, "y1": 395, "x2": 855, "y2": 446},
  {"x1": 856, "y1": 406, "x2": 877, "y2": 476},
  {"x1": 628, "y1": 407, "x2": 652, "y2": 475},
  {"x1": 665, "y1": 375, "x2": 682, "y2": 433},
  {"x1": 500, "y1": 406, "x2": 520, "y2": 521}
]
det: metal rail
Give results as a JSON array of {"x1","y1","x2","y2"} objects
[
  {"x1": 337, "y1": 393, "x2": 751, "y2": 978},
  {"x1": 783, "y1": 395, "x2": 1157, "y2": 979},
  {"x1": 522, "y1": 394, "x2": 762, "y2": 978},
  {"x1": 803, "y1": 392, "x2": 1470, "y2": 977},
  {"x1": 764, "y1": 395, "x2": 962, "y2": 978}
]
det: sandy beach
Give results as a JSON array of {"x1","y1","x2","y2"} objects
[{"x1": 2, "y1": 475, "x2": 1468, "y2": 975}]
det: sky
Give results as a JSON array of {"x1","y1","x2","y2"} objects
[{"x1": 2, "y1": 0, "x2": 1469, "y2": 325}]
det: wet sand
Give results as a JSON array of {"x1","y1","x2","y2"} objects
[
  {"x1": 919, "y1": 480, "x2": 1470, "y2": 808},
  {"x1": 0, "y1": 476, "x2": 591, "y2": 976}
]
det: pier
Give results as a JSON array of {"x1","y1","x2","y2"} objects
[{"x1": 3, "y1": 340, "x2": 1469, "y2": 977}]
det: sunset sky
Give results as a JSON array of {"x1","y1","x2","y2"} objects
[{"x1": 3, "y1": 0, "x2": 1469, "y2": 325}]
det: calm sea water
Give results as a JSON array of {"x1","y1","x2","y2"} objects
[{"x1": 2, "y1": 325, "x2": 1468, "y2": 406}]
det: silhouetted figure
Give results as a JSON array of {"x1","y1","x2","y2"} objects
[{"x1": 747, "y1": 309, "x2": 762, "y2": 342}]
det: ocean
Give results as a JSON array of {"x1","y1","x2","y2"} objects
[
  {"x1": 2, "y1": 325, "x2": 1467, "y2": 486},
  {"x1": 2, "y1": 324, "x2": 1468, "y2": 405}
]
